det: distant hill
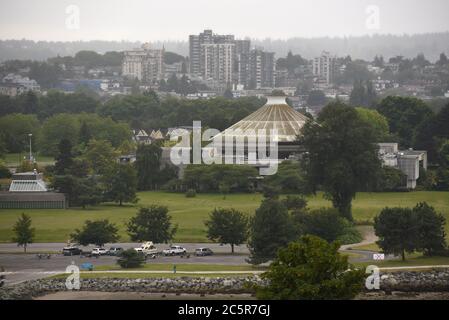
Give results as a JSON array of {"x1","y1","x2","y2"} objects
[{"x1": 1, "y1": 33, "x2": 449, "y2": 62}]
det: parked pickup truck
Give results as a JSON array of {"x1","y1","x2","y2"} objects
[
  {"x1": 134, "y1": 242, "x2": 158, "y2": 256},
  {"x1": 162, "y1": 245, "x2": 187, "y2": 256},
  {"x1": 91, "y1": 247, "x2": 107, "y2": 256}
]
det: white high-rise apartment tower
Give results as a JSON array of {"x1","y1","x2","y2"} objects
[{"x1": 313, "y1": 51, "x2": 335, "y2": 85}]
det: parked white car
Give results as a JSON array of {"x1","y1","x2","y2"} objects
[
  {"x1": 134, "y1": 241, "x2": 158, "y2": 256},
  {"x1": 91, "y1": 247, "x2": 107, "y2": 256},
  {"x1": 162, "y1": 245, "x2": 187, "y2": 256}
]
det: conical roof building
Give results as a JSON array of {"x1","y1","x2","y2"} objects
[{"x1": 218, "y1": 96, "x2": 310, "y2": 142}]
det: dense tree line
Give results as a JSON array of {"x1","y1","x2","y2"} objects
[{"x1": 99, "y1": 95, "x2": 264, "y2": 130}]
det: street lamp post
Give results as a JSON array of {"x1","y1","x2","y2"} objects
[{"x1": 28, "y1": 133, "x2": 33, "y2": 163}]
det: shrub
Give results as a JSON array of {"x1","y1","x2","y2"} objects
[
  {"x1": 337, "y1": 219, "x2": 363, "y2": 245},
  {"x1": 0, "y1": 162, "x2": 11, "y2": 179},
  {"x1": 117, "y1": 249, "x2": 145, "y2": 269},
  {"x1": 185, "y1": 189, "x2": 196, "y2": 198},
  {"x1": 257, "y1": 236, "x2": 365, "y2": 300},
  {"x1": 292, "y1": 208, "x2": 361, "y2": 244}
]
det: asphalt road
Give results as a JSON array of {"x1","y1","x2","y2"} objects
[
  {"x1": 0, "y1": 252, "x2": 249, "y2": 286},
  {"x1": 0, "y1": 242, "x2": 249, "y2": 254},
  {"x1": 0, "y1": 243, "x2": 253, "y2": 285},
  {"x1": 0, "y1": 241, "x2": 392, "y2": 286}
]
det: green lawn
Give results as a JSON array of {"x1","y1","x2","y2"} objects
[
  {"x1": 94, "y1": 264, "x2": 263, "y2": 272},
  {"x1": 355, "y1": 254, "x2": 449, "y2": 269},
  {"x1": 1, "y1": 191, "x2": 449, "y2": 243},
  {"x1": 50, "y1": 263, "x2": 262, "y2": 279},
  {"x1": 3, "y1": 153, "x2": 55, "y2": 167}
]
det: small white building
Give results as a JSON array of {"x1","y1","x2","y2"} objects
[{"x1": 378, "y1": 143, "x2": 427, "y2": 189}]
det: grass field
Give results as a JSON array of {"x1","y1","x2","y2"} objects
[
  {"x1": 50, "y1": 263, "x2": 262, "y2": 279},
  {"x1": 93, "y1": 264, "x2": 264, "y2": 272},
  {"x1": 0, "y1": 191, "x2": 449, "y2": 243},
  {"x1": 3, "y1": 153, "x2": 55, "y2": 167}
]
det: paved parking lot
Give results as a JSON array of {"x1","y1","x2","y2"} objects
[{"x1": 0, "y1": 243, "x2": 251, "y2": 286}]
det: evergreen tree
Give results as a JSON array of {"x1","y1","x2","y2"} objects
[
  {"x1": 135, "y1": 144, "x2": 162, "y2": 190},
  {"x1": 12, "y1": 214, "x2": 35, "y2": 253},
  {"x1": 54, "y1": 138, "x2": 74, "y2": 175},
  {"x1": 413, "y1": 202, "x2": 447, "y2": 256}
]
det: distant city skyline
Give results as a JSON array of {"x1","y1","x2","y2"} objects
[{"x1": 1, "y1": 0, "x2": 449, "y2": 42}]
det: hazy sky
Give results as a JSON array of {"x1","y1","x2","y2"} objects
[{"x1": 1, "y1": 0, "x2": 449, "y2": 41}]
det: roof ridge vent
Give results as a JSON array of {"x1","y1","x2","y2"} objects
[{"x1": 265, "y1": 96, "x2": 287, "y2": 105}]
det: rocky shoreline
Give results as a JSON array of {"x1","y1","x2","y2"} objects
[{"x1": 1, "y1": 270, "x2": 449, "y2": 300}]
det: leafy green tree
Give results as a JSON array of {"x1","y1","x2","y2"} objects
[
  {"x1": 39, "y1": 114, "x2": 80, "y2": 155},
  {"x1": 0, "y1": 161, "x2": 11, "y2": 179},
  {"x1": 292, "y1": 208, "x2": 341, "y2": 242},
  {"x1": 84, "y1": 139, "x2": 118, "y2": 175},
  {"x1": 248, "y1": 199, "x2": 296, "y2": 264},
  {"x1": 276, "y1": 51, "x2": 308, "y2": 75},
  {"x1": 103, "y1": 163, "x2": 138, "y2": 206},
  {"x1": 0, "y1": 94, "x2": 16, "y2": 117},
  {"x1": 71, "y1": 219, "x2": 119, "y2": 247},
  {"x1": 29, "y1": 61, "x2": 62, "y2": 89},
  {"x1": 12, "y1": 213, "x2": 35, "y2": 253},
  {"x1": 205, "y1": 208, "x2": 249, "y2": 253},
  {"x1": 54, "y1": 139, "x2": 74, "y2": 175},
  {"x1": 300, "y1": 102, "x2": 382, "y2": 220},
  {"x1": 377, "y1": 96, "x2": 433, "y2": 148},
  {"x1": 413, "y1": 202, "x2": 447, "y2": 256},
  {"x1": 350, "y1": 81, "x2": 377, "y2": 108},
  {"x1": 38, "y1": 90, "x2": 98, "y2": 118},
  {"x1": 78, "y1": 121, "x2": 92, "y2": 146},
  {"x1": 183, "y1": 164, "x2": 257, "y2": 193},
  {"x1": 20, "y1": 91, "x2": 39, "y2": 114},
  {"x1": 117, "y1": 249, "x2": 145, "y2": 269},
  {"x1": 281, "y1": 195, "x2": 307, "y2": 211},
  {"x1": 376, "y1": 166, "x2": 406, "y2": 191},
  {"x1": 75, "y1": 177, "x2": 103, "y2": 209},
  {"x1": 76, "y1": 113, "x2": 132, "y2": 148},
  {"x1": 263, "y1": 161, "x2": 309, "y2": 194},
  {"x1": 52, "y1": 175, "x2": 102, "y2": 208},
  {"x1": 374, "y1": 207, "x2": 417, "y2": 261},
  {"x1": 355, "y1": 107, "x2": 390, "y2": 141},
  {"x1": 256, "y1": 236, "x2": 365, "y2": 300},
  {"x1": 0, "y1": 133, "x2": 7, "y2": 158},
  {"x1": 127, "y1": 206, "x2": 177, "y2": 243},
  {"x1": 0, "y1": 114, "x2": 40, "y2": 153}
]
